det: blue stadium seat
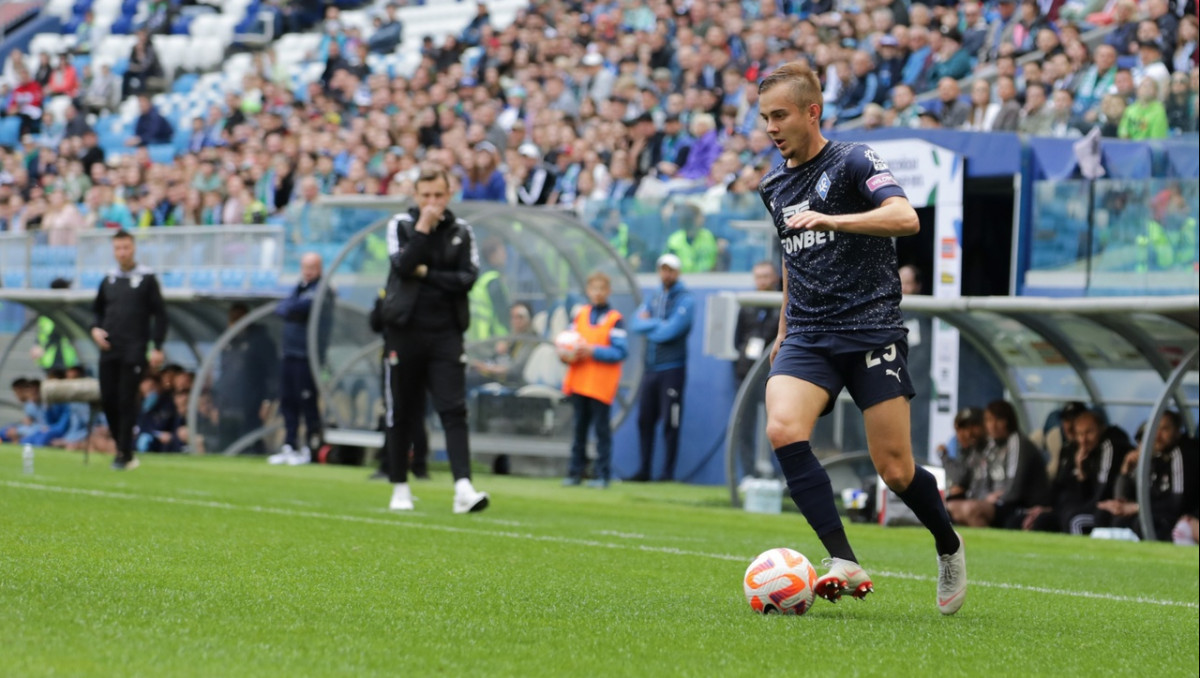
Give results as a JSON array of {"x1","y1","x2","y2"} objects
[
  {"x1": 80, "y1": 270, "x2": 105, "y2": 290},
  {"x1": 111, "y1": 58, "x2": 130, "y2": 75},
  {"x1": 171, "y1": 15, "x2": 193, "y2": 34},
  {"x1": 31, "y1": 245, "x2": 53, "y2": 266},
  {"x1": 147, "y1": 144, "x2": 176, "y2": 165},
  {"x1": 188, "y1": 269, "x2": 216, "y2": 290},
  {"x1": 0, "y1": 117, "x2": 22, "y2": 148},
  {"x1": 159, "y1": 270, "x2": 185, "y2": 288},
  {"x1": 111, "y1": 16, "x2": 135, "y2": 35},
  {"x1": 251, "y1": 269, "x2": 280, "y2": 290},
  {"x1": 219, "y1": 269, "x2": 247, "y2": 290},
  {"x1": 2, "y1": 271, "x2": 26, "y2": 289},
  {"x1": 171, "y1": 73, "x2": 198, "y2": 94}
]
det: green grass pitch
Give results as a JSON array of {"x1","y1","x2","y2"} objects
[{"x1": 2, "y1": 445, "x2": 1196, "y2": 677}]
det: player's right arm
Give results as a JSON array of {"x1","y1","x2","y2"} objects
[{"x1": 769, "y1": 255, "x2": 787, "y2": 365}]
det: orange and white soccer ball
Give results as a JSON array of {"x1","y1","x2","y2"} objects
[
  {"x1": 554, "y1": 329, "x2": 586, "y2": 363},
  {"x1": 743, "y1": 547, "x2": 818, "y2": 615}
]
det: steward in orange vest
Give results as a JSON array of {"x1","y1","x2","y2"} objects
[{"x1": 562, "y1": 273, "x2": 629, "y2": 488}]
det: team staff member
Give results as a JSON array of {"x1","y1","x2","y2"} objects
[
  {"x1": 380, "y1": 165, "x2": 489, "y2": 514},
  {"x1": 91, "y1": 229, "x2": 167, "y2": 471},
  {"x1": 757, "y1": 62, "x2": 965, "y2": 614}
]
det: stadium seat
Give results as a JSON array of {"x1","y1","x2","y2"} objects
[
  {"x1": 80, "y1": 270, "x2": 105, "y2": 290},
  {"x1": 159, "y1": 270, "x2": 185, "y2": 288},
  {"x1": 2, "y1": 271, "x2": 26, "y2": 289},
  {"x1": 250, "y1": 269, "x2": 279, "y2": 290},
  {"x1": 188, "y1": 269, "x2": 216, "y2": 290},
  {"x1": 0, "y1": 117, "x2": 22, "y2": 148},
  {"x1": 219, "y1": 269, "x2": 247, "y2": 290},
  {"x1": 147, "y1": 144, "x2": 176, "y2": 165}
]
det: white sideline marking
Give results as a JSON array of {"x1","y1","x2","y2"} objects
[{"x1": 5, "y1": 480, "x2": 1197, "y2": 610}]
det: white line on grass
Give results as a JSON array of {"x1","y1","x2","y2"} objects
[{"x1": 6, "y1": 480, "x2": 1197, "y2": 610}]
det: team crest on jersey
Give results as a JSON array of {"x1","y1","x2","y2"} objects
[
  {"x1": 781, "y1": 200, "x2": 810, "y2": 220},
  {"x1": 864, "y1": 149, "x2": 889, "y2": 171},
  {"x1": 816, "y1": 172, "x2": 831, "y2": 200}
]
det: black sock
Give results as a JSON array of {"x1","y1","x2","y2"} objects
[
  {"x1": 776, "y1": 441, "x2": 857, "y2": 562},
  {"x1": 895, "y1": 465, "x2": 961, "y2": 556}
]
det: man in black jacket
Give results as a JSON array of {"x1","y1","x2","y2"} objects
[
  {"x1": 91, "y1": 230, "x2": 167, "y2": 470},
  {"x1": 381, "y1": 166, "x2": 489, "y2": 514},
  {"x1": 732, "y1": 261, "x2": 780, "y2": 480}
]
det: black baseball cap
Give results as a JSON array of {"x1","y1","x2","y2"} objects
[{"x1": 954, "y1": 407, "x2": 983, "y2": 428}]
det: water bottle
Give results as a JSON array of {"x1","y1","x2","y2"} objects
[{"x1": 22, "y1": 443, "x2": 34, "y2": 475}]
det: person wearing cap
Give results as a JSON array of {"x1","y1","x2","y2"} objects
[
  {"x1": 951, "y1": 400, "x2": 1051, "y2": 529},
  {"x1": 628, "y1": 252, "x2": 694, "y2": 482},
  {"x1": 515, "y1": 143, "x2": 557, "y2": 206},
  {"x1": 1132, "y1": 39, "x2": 1170, "y2": 100},
  {"x1": 756, "y1": 62, "x2": 965, "y2": 614},
  {"x1": 940, "y1": 407, "x2": 986, "y2": 498}
]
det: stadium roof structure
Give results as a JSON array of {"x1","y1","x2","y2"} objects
[{"x1": 725, "y1": 293, "x2": 1199, "y2": 540}]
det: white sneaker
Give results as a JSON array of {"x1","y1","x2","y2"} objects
[
  {"x1": 937, "y1": 533, "x2": 967, "y2": 615},
  {"x1": 815, "y1": 557, "x2": 874, "y2": 602},
  {"x1": 268, "y1": 445, "x2": 295, "y2": 465},
  {"x1": 389, "y1": 484, "x2": 414, "y2": 511},
  {"x1": 287, "y1": 446, "x2": 312, "y2": 466},
  {"x1": 453, "y1": 488, "x2": 490, "y2": 514}
]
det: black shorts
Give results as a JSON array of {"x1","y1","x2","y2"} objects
[{"x1": 768, "y1": 331, "x2": 915, "y2": 416}]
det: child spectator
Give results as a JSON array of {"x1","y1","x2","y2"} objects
[{"x1": 561, "y1": 272, "x2": 629, "y2": 488}]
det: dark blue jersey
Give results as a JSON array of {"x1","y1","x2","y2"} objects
[{"x1": 759, "y1": 140, "x2": 909, "y2": 335}]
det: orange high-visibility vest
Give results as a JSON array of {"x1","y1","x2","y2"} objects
[{"x1": 562, "y1": 305, "x2": 623, "y2": 405}]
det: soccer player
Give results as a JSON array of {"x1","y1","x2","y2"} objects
[{"x1": 756, "y1": 62, "x2": 966, "y2": 615}]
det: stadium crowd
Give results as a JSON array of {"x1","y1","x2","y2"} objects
[{"x1": 0, "y1": 0, "x2": 1196, "y2": 263}]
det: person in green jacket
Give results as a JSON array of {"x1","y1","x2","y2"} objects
[
  {"x1": 663, "y1": 203, "x2": 717, "y2": 273},
  {"x1": 466, "y1": 237, "x2": 511, "y2": 343},
  {"x1": 1119, "y1": 79, "x2": 1169, "y2": 140},
  {"x1": 31, "y1": 279, "x2": 80, "y2": 373}
]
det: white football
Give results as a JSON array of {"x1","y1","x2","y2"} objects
[
  {"x1": 554, "y1": 330, "x2": 585, "y2": 363},
  {"x1": 743, "y1": 547, "x2": 817, "y2": 615}
]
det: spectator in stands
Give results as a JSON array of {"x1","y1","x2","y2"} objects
[
  {"x1": 983, "y1": 0, "x2": 1019, "y2": 62},
  {"x1": 629, "y1": 253, "x2": 694, "y2": 482},
  {"x1": 1074, "y1": 44, "x2": 1119, "y2": 122},
  {"x1": 888, "y1": 84, "x2": 922, "y2": 128},
  {"x1": 73, "y1": 10, "x2": 95, "y2": 55},
  {"x1": 1133, "y1": 40, "x2": 1171, "y2": 99},
  {"x1": 833, "y1": 51, "x2": 880, "y2": 123},
  {"x1": 142, "y1": 0, "x2": 173, "y2": 35},
  {"x1": 126, "y1": 95, "x2": 173, "y2": 148},
  {"x1": 80, "y1": 64, "x2": 118, "y2": 116},
  {"x1": 515, "y1": 143, "x2": 557, "y2": 206},
  {"x1": 1096, "y1": 411, "x2": 1192, "y2": 540},
  {"x1": 929, "y1": 27, "x2": 973, "y2": 84},
  {"x1": 42, "y1": 188, "x2": 84, "y2": 247},
  {"x1": 469, "y1": 301, "x2": 540, "y2": 389},
  {"x1": 368, "y1": 4, "x2": 403, "y2": 54},
  {"x1": 1104, "y1": 0, "x2": 1141, "y2": 57},
  {"x1": 964, "y1": 79, "x2": 1000, "y2": 131},
  {"x1": 1019, "y1": 83, "x2": 1055, "y2": 135},
  {"x1": 461, "y1": 141, "x2": 506, "y2": 202},
  {"x1": 1119, "y1": 78, "x2": 1169, "y2": 139},
  {"x1": 934, "y1": 77, "x2": 970, "y2": 129},
  {"x1": 267, "y1": 252, "x2": 331, "y2": 467},
  {"x1": 284, "y1": 176, "x2": 331, "y2": 242},
  {"x1": 1096, "y1": 93, "x2": 1129, "y2": 136},
  {"x1": 8, "y1": 65, "x2": 43, "y2": 135},
  {"x1": 664, "y1": 204, "x2": 717, "y2": 273},
  {"x1": 122, "y1": 30, "x2": 162, "y2": 99},
  {"x1": 1165, "y1": 72, "x2": 1197, "y2": 132},
  {"x1": 1048, "y1": 89, "x2": 1084, "y2": 137},
  {"x1": 461, "y1": 2, "x2": 492, "y2": 48},
  {"x1": 1173, "y1": 16, "x2": 1198, "y2": 74},
  {"x1": 46, "y1": 54, "x2": 78, "y2": 99},
  {"x1": 134, "y1": 372, "x2": 180, "y2": 453}
]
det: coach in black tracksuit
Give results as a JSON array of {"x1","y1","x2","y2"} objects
[
  {"x1": 91, "y1": 229, "x2": 167, "y2": 470},
  {"x1": 380, "y1": 166, "x2": 488, "y2": 513}
]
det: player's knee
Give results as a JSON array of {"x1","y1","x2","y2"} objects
[
  {"x1": 877, "y1": 459, "x2": 914, "y2": 492},
  {"x1": 764, "y1": 417, "x2": 800, "y2": 449}
]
